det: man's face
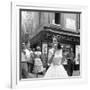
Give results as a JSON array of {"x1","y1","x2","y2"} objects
[{"x1": 22, "y1": 43, "x2": 26, "y2": 49}]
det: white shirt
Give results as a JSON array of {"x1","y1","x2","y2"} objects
[
  {"x1": 21, "y1": 52, "x2": 26, "y2": 62},
  {"x1": 24, "y1": 49, "x2": 33, "y2": 61}
]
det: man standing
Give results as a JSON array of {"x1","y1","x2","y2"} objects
[
  {"x1": 67, "y1": 48, "x2": 74, "y2": 76},
  {"x1": 21, "y1": 43, "x2": 28, "y2": 78},
  {"x1": 24, "y1": 40, "x2": 34, "y2": 73}
]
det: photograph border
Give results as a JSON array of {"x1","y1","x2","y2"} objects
[{"x1": 11, "y1": 1, "x2": 88, "y2": 88}]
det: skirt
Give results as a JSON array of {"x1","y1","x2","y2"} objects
[
  {"x1": 44, "y1": 64, "x2": 68, "y2": 78},
  {"x1": 33, "y1": 65, "x2": 44, "y2": 73}
]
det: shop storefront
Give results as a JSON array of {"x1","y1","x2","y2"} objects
[{"x1": 30, "y1": 25, "x2": 80, "y2": 70}]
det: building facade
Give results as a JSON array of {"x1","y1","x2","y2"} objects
[{"x1": 20, "y1": 9, "x2": 80, "y2": 68}]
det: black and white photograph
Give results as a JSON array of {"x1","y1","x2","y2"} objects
[
  {"x1": 20, "y1": 9, "x2": 81, "y2": 79},
  {"x1": 0, "y1": 0, "x2": 89, "y2": 89}
]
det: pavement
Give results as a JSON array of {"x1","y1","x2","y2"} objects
[{"x1": 25, "y1": 69, "x2": 80, "y2": 79}]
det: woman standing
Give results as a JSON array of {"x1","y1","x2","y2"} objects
[
  {"x1": 44, "y1": 37, "x2": 68, "y2": 78},
  {"x1": 33, "y1": 46, "x2": 44, "y2": 77}
]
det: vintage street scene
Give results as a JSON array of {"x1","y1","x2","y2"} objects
[{"x1": 20, "y1": 9, "x2": 80, "y2": 79}]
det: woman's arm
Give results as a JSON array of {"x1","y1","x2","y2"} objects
[
  {"x1": 48, "y1": 49, "x2": 56, "y2": 64},
  {"x1": 48, "y1": 54, "x2": 55, "y2": 64},
  {"x1": 61, "y1": 56, "x2": 66, "y2": 64}
]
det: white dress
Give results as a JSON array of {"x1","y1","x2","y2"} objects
[
  {"x1": 33, "y1": 51, "x2": 44, "y2": 73},
  {"x1": 44, "y1": 49, "x2": 68, "y2": 78}
]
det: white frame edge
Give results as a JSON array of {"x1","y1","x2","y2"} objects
[{"x1": 11, "y1": 1, "x2": 88, "y2": 88}]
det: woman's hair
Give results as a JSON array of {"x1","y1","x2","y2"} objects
[{"x1": 57, "y1": 43, "x2": 61, "y2": 49}]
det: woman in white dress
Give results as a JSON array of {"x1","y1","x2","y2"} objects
[
  {"x1": 33, "y1": 46, "x2": 44, "y2": 77},
  {"x1": 44, "y1": 37, "x2": 68, "y2": 78}
]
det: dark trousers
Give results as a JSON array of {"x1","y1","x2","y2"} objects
[
  {"x1": 21, "y1": 62, "x2": 28, "y2": 78},
  {"x1": 27, "y1": 62, "x2": 34, "y2": 73},
  {"x1": 67, "y1": 59, "x2": 74, "y2": 76}
]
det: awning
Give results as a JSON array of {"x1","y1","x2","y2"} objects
[{"x1": 30, "y1": 25, "x2": 80, "y2": 48}]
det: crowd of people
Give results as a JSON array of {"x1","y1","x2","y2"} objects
[
  {"x1": 21, "y1": 36, "x2": 77, "y2": 79},
  {"x1": 21, "y1": 40, "x2": 48, "y2": 78}
]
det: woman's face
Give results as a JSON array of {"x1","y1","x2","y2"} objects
[{"x1": 53, "y1": 37, "x2": 58, "y2": 48}]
